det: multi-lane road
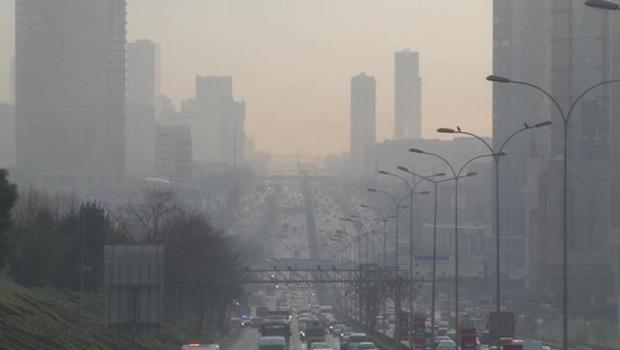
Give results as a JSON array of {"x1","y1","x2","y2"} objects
[{"x1": 225, "y1": 179, "x2": 363, "y2": 350}]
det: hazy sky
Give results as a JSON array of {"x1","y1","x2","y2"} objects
[{"x1": 0, "y1": 0, "x2": 492, "y2": 156}]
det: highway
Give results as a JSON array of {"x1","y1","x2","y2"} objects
[{"x1": 226, "y1": 179, "x2": 348, "y2": 350}]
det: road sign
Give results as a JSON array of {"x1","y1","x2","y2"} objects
[{"x1": 104, "y1": 245, "x2": 164, "y2": 337}]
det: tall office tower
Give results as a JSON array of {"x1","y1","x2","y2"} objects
[
  {"x1": 350, "y1": 73, "x2": 376, "y2": 175},
  {"x1": 9, "y1": 56, "x2": 15, "y2": 104},
  {"x1": 492, "y1": 0, "x2": 549, "y2": 273},
  {"x1": 126, "y1": 40, "x2": 159, "y2": 178},
  {"x1": 156, "y1": 125, "x2": 192, "y2": 182},
  {"x1": 394, "y1": 50, "x2": 422, "y2": 140},
  {"x1": 15, "y1": 0, "x2": 126, "y2": 195},
  {"x1": 528, "y1": 1, "x2": 620, "y2": 301},
  {"x1": 195, "y1": 76, "x2": 233, "y2": 163},
  {"x1": 0, "y1": 104, "x2": 15, "y2": 169},
  {"x1": 218, "y1": 100, "x2": 246, "y2": 167}
]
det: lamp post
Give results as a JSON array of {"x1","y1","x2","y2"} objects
[
  {"x1": 398, "y1": 167, "x2": 469, "y2": 346},
  {"x1": 437, "y1": 122, "x2": 551, "y2": 344},
  {"x1": 366, "y1": 188, "x2": 410, "y2": 341},
  {"x1": 487, "y1": 74, "x2": 620, "y2": 350},
  {"x1": 410, "y1": 149, "x2": 504, "y2": 347},
  {"x1": 361, "y1": 203, "x2": 399, "y2": 335},
  {"x1": 585, "y1": 0, "x2": 620, "y2": 10},
  {"x1": 350, "y1": 214, "x2": 382, "y2": 264},
  {"x1": 378, "y1": 170, "x2": 441, "y2": 346}
]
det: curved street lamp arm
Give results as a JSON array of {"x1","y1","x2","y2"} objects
[
  {"x1": 398, "y1": 168, "x2": 447, "y2": 186},
  {"x1": 415, "y1": 151, "x2": 457, "y2": 179},
  {"x1": 381, "y1": 171, "x2": 413, "y2": 191},
  {"x1": 457, "y1": 153, "x2": 498, "y2": 178},
  {"x1": 566, "y1": 79, "x2": 620, "y2": 123},
  {"x1": 457, "y1": 130, "x2": 494, "y2": 154},
  {"x1": 509, "y1": 80, "x2": 567, "y2": 123},
  {"x1": 498, "y1": 126, "x2": 534, "y2": 154}
]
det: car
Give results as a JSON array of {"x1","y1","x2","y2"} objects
[
  {"x1": 352, "y1": 342, "x2": 378, "y2": 350},
  {"x1": 340, "y1": 334, "x2": 352, "y2": 349},
  {"x1": 310, "y1": 342, "x2": 333, "y2": 350},
  {"x1": 346, "y1": 333, "x2": 369, "y2": 350},
  {"x1": 259, "y1": 336, "x2": 287, "y2": 350},
  {"x1": 436, "y1": 339, "x2": 457, "y2": 350},
  {"x1": 433, "y1": 335, "x2": 451, "y2": 348},
  {"x1": 181, "y1": 344, "x2": 220, "y2": 350}
]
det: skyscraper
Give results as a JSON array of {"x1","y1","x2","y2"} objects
[
  {"x1": 492, "y1": 0, "x2": 549, "y2": 272},
  {"x1": 394, "y1": 50, "x2": 421, "y2": 140},
  {"x1": 218, "y1": 100, "x2": 246, "y2": 167},
  {"x1": 156, "y1": 125, "x2": 192, "y2": 182},
  {"x1": 0, "y1": 104, "x2": 15, "y2": 169},
  {"x1": 9, "y1": 56, "x2": 15, "y2": 105},
  {"x1": 194, "y1": 76, "x2": 245, "y2": 167},
  {"x1": 195, "y1": 76, "x2": 233, "y2": 163},
  {"x1": 350, "y1": 73, "x2": 376, "y2": 175},
  {"x1": 126, "y1": 40, "x2": 159, "y2": 178},
  {"x1": 15, "y1": 0, "x2": 126, "y2": 195},
  {"x1": 524, "y1": 1, "x2": 620, "y2": 304}
]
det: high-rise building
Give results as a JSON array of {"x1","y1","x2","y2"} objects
[
  {"x1": 15, "y1": 0, "x2": 126, "y2": 195},
  {"x1": 350, "y1": 73, "x2": 376, "y2": 175},
  {"x1": 492, "y1": 0, "x2": 549, "y2": 273},
  {"x1": 218, "y1": 100, "x2": 246, "y2": 167},
  {"x1": 126, "y1": 40, "x2": 159, "y2": 178},
  {"x1": 194, "y1": 76, "x2": 245, "y2": 167},
  {"x1": 0, "y1": 104, "x2": 15, "y2": 169},
  {"x1": 524, "y1": 1, "x2": 620, "y2": 306},
  {"x1": 9, "y1": 56, "x2": 15, "y2": 105},
  {"x1": 394, "y1": 50, "x2": 422, "y2": 140},
  {"x1": 195, "y1": 76, "x2": 233, "y2": 163},
  {"x1": 127, "y1": 40, "x2": 160, "y2": 107},
  {"x1": 156, "y1": 125, "x2": 192, "y2": 182}
]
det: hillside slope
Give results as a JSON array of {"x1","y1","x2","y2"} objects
[{"x1": 0, "y1": 276, "x2": 197, "y2": 350}]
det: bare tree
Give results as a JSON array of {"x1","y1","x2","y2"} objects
[{"x1": 123, "y1": 185, "x2": 183, "y2": 243}]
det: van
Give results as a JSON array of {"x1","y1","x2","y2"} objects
[{"x1": 259, "y1": 336, "x2": 287, "y2": 350}]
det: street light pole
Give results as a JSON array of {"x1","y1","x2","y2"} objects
[
  {"x1": 438, "y1": 122, "x2": 551, "y2": 345},
  {"x1": 378, "y1": 170, "x2": 439, "y2": 346},
  {"x1": 367, "y1": 188, "x2": 410, "y2": 341},
  {"x1": 410, "y1": 149, "x2": 502, "y2": 348},
  {"x1": 487, "y1": 74, "x2": 620, "y2": 350},
  {"x1": 361, "y1": 204, "x2": 401, "y2": 335}
]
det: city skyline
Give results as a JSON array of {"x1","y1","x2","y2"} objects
[{"x1": 0, "y1": 0, "x2": 492, "y2": 155}]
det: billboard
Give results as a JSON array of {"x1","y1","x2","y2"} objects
[{"x1": 104, "y1": 245, "x2": 164, "y2": 337}]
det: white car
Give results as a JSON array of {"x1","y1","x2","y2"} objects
[
  {"x1": 310, "y1": 342, "x2": 333, "y2": 350},
  {"x1": 259, "y1": 336, "x2": 287, "y2": 350},
  {"x1": 436, "y1": 339, "x2": 457, "y2": 350}
]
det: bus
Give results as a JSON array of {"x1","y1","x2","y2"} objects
[{"x1": 260, "y1": 321, "x2": 291, "y2": 348}]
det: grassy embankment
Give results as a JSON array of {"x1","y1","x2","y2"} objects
[{"x1": 0, "y1": 275, "x2": 210, "y2": 350}]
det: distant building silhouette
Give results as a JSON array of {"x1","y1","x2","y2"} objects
[
  {"x1": 0, "y1": 104, "x2": 15, "y2": 169},
  {"x1": 194, "y1": 76, "x2": 245, "y2": 167},
  {"x1": 156, "y1": 125, "x2": 192, "y2": 183},
  {"x1": 126, "y1": 39, "x2": 159, "y2": 178},
  {"x1": 15, "y1": 0, "x2": 126, "y2": 196},
  {"x1": 350, "y1": 73, "x2": 376, "y2": 176},
  {"x1": 394, "y1": 50, "x2": 421, "y2": 140},
  {"x1": 493, "y1": 0, "x2": 549, "y2": 274},
  {"x1": 519, "y1": 1, "x2": 620, "y2": 300},
  {"x1": 9, "y1": 56, "x2": 15, "y2": 105}
]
